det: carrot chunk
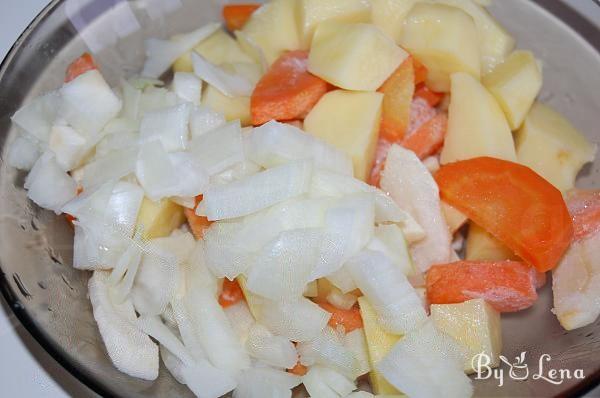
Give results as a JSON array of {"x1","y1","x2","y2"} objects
[
  {"x1": 401, "y1": 113, "x2": 447, "y2": 160},
  {"x1": 65, "y1": 53, "x2": 97, "y2": 83},
  {"x1": 436, "y1": 157, "x2": 574, "y2": 272},
  {"x1": 185, "y1": 195, "x2": 212, "y2": 240},
  {"x1": 413, "y1": 57, "x2": 428, "y2": 85},
  {"x1": 566, "y1": 190, "x2": 600, "y2": 241},
  {"x1": 426, "y1": 260, "x2": 538, "y2": 312},
  {"x1": 251, "y1": 51, "x2": 329, "y2": 125},
  {"x1": 414, "y1": 83, "x2": 444, "y2": 107},
  {"x1": 378, "y1": 57, "x2": 415, "y2": 142},
  {"x1": 223, "y1": 4, "x2": 260, "y2": 31},
  {"x1": 318, "y1": 302, "x2": 363, "y2": 333},
  {"x1": 218, "y1": 279, "x2": 245, "y2": 308}
]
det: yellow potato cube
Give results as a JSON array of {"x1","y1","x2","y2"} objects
[
  {"x1": 483, "y1": 51, "x2": 542, "y2": 129},
  {"x1": 466, "y1": 222, "x2": 517, "y2": 262},
  {"x1": 241, "y1": 0, "x2": 300, "y2": 65},
  {"x1": 136, "y1": 197, "x2": 186, "y2": 240},
  {"x1": 304, "y1": 90, "x2": 384, "y2": 181},
  {"x1": 371, "y1": 0, "x2": 418, "y2": 44},
  {"x1": 358, "y1": 297, "x2": 402, "y2": 395},
  {"x1": 515, "y1": 102, "x2": 597, "y2": 192},
  {"x1": 431, "y1": 298, "x2": 502, "y2": 374},
  {"x1": 437, "y1": 0, "x2": 515, "y2": 73},
  {"x1": 440, "y1": 72, "x2": 516, "y2": 164},
  {"x1": 308, "y1": 21, "x2": 408, "y2": 91},
  {"x1": 297, "y1": 0, "x2": 371, "y2": 48},
  {"x1": 201, "y1": 84, "x2": 251, "y2": 126},
  {"x1": 399, "y1": 3, "x2": 480, "y2": 92},
  {"x1": 173, "y1": 29, "x2": 253, "y2": 72}
]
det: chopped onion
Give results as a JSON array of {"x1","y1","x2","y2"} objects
[
  {"x1": 346, "y1": 392, "x2": 373, "y2": 398},
  {"x1": 224, "y1": 301, "x2": 256, "y2": 344},
  {"x1": 246, "y1": 229, "x2": 323, "y2": 300},
  {"x1": 105, "y1": 181, "x2": 145, "y2": 237},
  {"x1": 200, "y1": 160, "x2": 313, "y2": 221},
  {"x1": 298, "y1": 327, "x2": 360, "y2": 378},
  {"x1": 377, "y1": 320, "x2": 472, "y2": 398},
  {"x1": 81, "y1": 147, "x2": 138, "y2": 190},
  {"x1": 244, "y1": 121, "x2": 353, "y2": 176},
  {"x1": 48, "y1": 124, "x2": 88, "y2": 171},
  {"x1": 203, "y1": 222, "x2": 255, "y2": 280},
  {"x1": 380, "y1": 145, "x2": 452, "y2": 272},
  {"x1": 120, "y1": 79, "x2": 141, "y2": 121},
  {"x1": 59, "y1": 70, "x2": 122, "y2": 136},
  {"x1": 173, "y1": 72, "x2": 202, "y2": 105},
  {"x1": 367, "y1": 224, "x2": 415, "y2": 277},
  {"x1": 7, "y1": 135, "x2": 41, "y2": 171},
  {"x1": 95, "y1": 130, "x2": 139, "y2": 158},
  {"x1": 171, "y1": 298, "x2": 207, "y2": 363},
  {"x1": 88, "y1": 271, "x2": 158, "y2": 380},
  {"x1": 326, "y1": 267, "x2": 357, "y2": 294},
  {"x1": 139, "y1": 86, "x2": 178, "y2": 113},
  {"x1": 234, "y1": 367, "x2": 301, "y2": 398},
  {"x1": 343, "y1": 329, "x2": 371, "y2": 377},
  {"x1": 25, "y1": 152, "x2": 78, "y2": 214},
  {"x1": 189, "y1": 121, "x2": 245, "y2": 176},
  {"x1": 192, "y1": 52, "x2": 254, "y2": 97},
  {"x1": 210, "y1": 161, "x2": 262, "y2": 186},
  {"x1": 326, "y1": 290, "x2": 357, "y2": 311},
  {"x1": 139, "y1": 103, "x2": 191, "y2": 152},
  {"x1": 346, "y1": 250, "x2": 427, "y2": 335},
  {"x1": 137, "y1": 315, "x2": 194, "y2": 366},
  {"x1": 258, "y1": 298, "x2": 330, "y2": 342},
  {"x1": 142, "y1": 23, "x2": 221, "y2": 78},
  {"x1": 11, "y1": 90, "x2": 60, "y2": 143},
  {"x1": 246, "y1": 324, "x2": 298, "y2": 368},
  {"x1": 302, "y1": 365, "x2": 356, "y2": 398},
  {"x1": 109, "y1": 242, "x2": 143, "y2": 303},
  {"x1": 189, "y1": 105, "x2": 227, "y2": 138},
  {"x1": 167, "y1": 151, "x2": 210, "y2": 197}
]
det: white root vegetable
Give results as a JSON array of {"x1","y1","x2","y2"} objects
[
  {"x1": 380, "y1": 145, "x2": 452, "y2": 272},
  {"x1": 11, "y1": 91, "x2": 60, "y2": 143},
  {"x1": 48, "y1": 124, "x2": 88, "y2": 171},
  {"x1": 88, "y1": 271, "x2": 158, "y2": 381},
  {"x1": 25, "y1": 152, "x2": 78, "y2": 214},
  {"x1": 6, "y1": 135, "x2": 41, "y2": 171}
]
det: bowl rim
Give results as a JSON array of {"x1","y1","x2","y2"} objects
[{"x1": 0, "y1": 1, "x2": 599, "y2": 397}]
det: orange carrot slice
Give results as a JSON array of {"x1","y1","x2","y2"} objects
[
  {"x1": 566, "y1": 190, "x2": 600, "y2": 241},
  {"x1": 218, "y1": 279, "x2": 245, "y2": 308},
  {"x1": 413, "y1": 57, "x2": 428, "y2": 85},
  {"x1": 185, "y1": 195, "x2": 212, "y2": 240},
  {"x1": 251, "y1": 50, "x2": 330, "y2": 125},
  {"x1": 223, "y1": 4, "x2": 261, "y2": 31},
  {"x1": 378, "y1": 57, "x2": 415, "y2": 142},
  {"x1": 414, "y1": 83, "x2": 444, "y2": 107},
  {"x1": 65, "y1": 53, "x2": 97, "y2": 83},
  {"x1": 426, "y1": 260, "x2": 538, "y2": 312},
  {"x1": 401, "y1": 113, "x2": 447, "y2": 160},
  {"x1": 318, "y1": 302, "x2": 363, "y2": 333},
  {"x1": 436, "y1": 157, "x2": 574, "y2": 272}
]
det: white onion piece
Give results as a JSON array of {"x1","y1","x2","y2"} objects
[
  {"x1": 88, "y1": 271, "x2": 158, "y2": 380},
  {"x1": 302, "y1": 365, "x2": 356, "y2": 398},
  {"x1": 344, "y1": 329, "x2": 371, "y2": 377},
  {"x1": 245, "y1": 324, "x2": 298, "y2": 368},
  {"x1": 189, "y1": 121, "x2": 245, "y2": 176},
  {"x1": 171, "y1": 298, "x2": 206, "y2": 363},
  {"x1": 377, "y1": 320, "x2": 472, "y2": 398},
  {"x1": 105, "y1": 181, "x2": 145, "y2": 237},
  {"x1": 48, "y1": 124, "x2": 87, "y2": 171},
  {"x1": 131, "y1": 245, "x2": 179, "y2": 316},
  {"x1": 200, "y1": 160, "x2": 313, "y2": 221},
  {"x1": 173, "y1": 72, "x2": 202, "y2": 105},
  {"x1": 346, "y1": 392, "x2": 373, "y2": 398},
  {"x1": 189, "y1": 105, "x2": 226, "y2": 138},
  {"x1": 184, "y1": 287, "x2": 250, "y2": 375},
  {"x1": 326, "y1": 267, "x2": 358, "y2": 294},
  {"x1": 153, "y1": 232, "x2": 196, "y2": 264},
  {"x1": 120, "y1": 79, "x2": 141, "y2": 121},
  {"x1": 258, "y1": 298, "x2": 330, "y2": 342},
  {"x1": 298, "y1": 327, "x2": 360, "y2": 378},
  {"x1": 81, "y1": 147, "x2": 138, "y2": 190},
  {"x1": 233, "y1": 367, "x2": 301, "y2": 398},
  {"x1": 168, "y1": 151, "x2": 210, "y2": 197},
  {"x1": 326, "y1": 290, "x2": 357, "y2": 311},
  {"x1": 11, "y1": 91, "x2": 60, "y2": 143},
  {"x1": 139, "y1": 103, "x2": 191, "y2": 152},
  {"x1": 247, "y1": 229, "x2": 323, "y2": 300},
  {"x1": 171, "y1": 196, "x2": 196, "y2": 209},
  {"x1": 139, "y1": 86, "x2": 178, "y2": 113},
  {"x1": 210, "y1": 161, "x2": 262, "y2": 186},
  {"x1": 367, "y1": 224, "x2": 415, "y2": 277},
  {"x1": 186, "y1": 241, "x2": 221, "y2": 297},
  {"x1": 380, "y1": 145, "x2": 452, "y2": 272},
  {"x1": 192, "y1": 52, "x2": 254, "y2": 97},
  {"x1": 59, "y1": 70, "x2": 122, "y2": 136},
  {"x1": 161, "y1": 345, "x2": 187, "y2": 385},
  {"x1": 7, "y1": 135, "x2": 41, "y2": 171},
  {"x1": 110, "y1": 243, "x2": 143, "y2": 303},
  {"x1": 136, "y1": 315, "x2": 194, "y2": 366},
  {"x1": 142, "y1": 23, "x2": 221, "y2": 78},
  {"x1": 346, "y1": 250, "x2": 427, "y2": 335},
  {"x1": 95, "y1": 130, "x2": 138, "y2": 159},
  {"x1": 244, "y1": 121, "x2": 353, "y2": 176},
  {"x1": 203, "y1": 222, "x2": 254, "y2": 280},
  {"x1": 72, "y1": 224, "x2": 112, "y2": 271},
  {"x1": 224, "y1": 301, "x2": 256, "y2": 344},
  {"x1": 25, "y1": 152, "x2": 78, "y2": 214}
]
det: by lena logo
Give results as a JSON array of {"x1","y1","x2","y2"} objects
[{"x1": 472, "y1": 351, "x2": 585, "y2": 387}]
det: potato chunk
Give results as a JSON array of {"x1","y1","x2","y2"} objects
[{"x1": 136, "y1": 197, "x2": 185, "y2": 240}]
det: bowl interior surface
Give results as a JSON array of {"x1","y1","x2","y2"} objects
[{"x1": 0, "y1": 0, "x2": 599, "y2": 397}]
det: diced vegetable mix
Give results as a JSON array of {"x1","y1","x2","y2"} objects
[{"x1": 7, "y1": 0, "x2": 599, "y2": 397}]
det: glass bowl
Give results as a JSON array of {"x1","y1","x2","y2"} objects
[{"x1": 0, "y1": 0, "x2": 599, "y2": 397}]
